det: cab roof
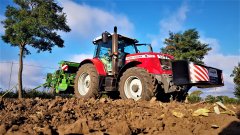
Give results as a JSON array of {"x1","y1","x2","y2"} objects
[{"x1": 92, "y1": 33, "x2": 139, "y2": 45}]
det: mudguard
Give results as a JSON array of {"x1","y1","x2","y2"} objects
[
  {"x1": 79, "y1": 58, "x2": 107, "y2": 76},
  {"x1": 117, "y1": 61, "x2": 141, "y2": 81}
]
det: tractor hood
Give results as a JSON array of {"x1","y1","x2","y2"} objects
[
  {"x1": 125, "y1": 52, "x2": 174, "y2": 75},
  {"x1": 125, "y1": 52, "x2": 174, "y2": 62}
]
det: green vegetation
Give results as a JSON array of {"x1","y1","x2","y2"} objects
[
  {"x1": 0, "y1": 88, "x2": 239, "y2": 104},
  {"x1": 231, "y1": 63, "x2": 240, "y2": 100},
  {"x1": 187, "y1": 90, "x2": 239, "y2": 104},
  {"x1": 205, "y1": 95, "x2": 239, "y2": 104},
  {"x1": 161, "y1": 29, "x2": 211, "y2": 65},
  {"x1": 0, "y1": 89, "x2": 53, "y2": 98},
  {"x1": 1, "y1": 0, "x2": 71, "y2": 98},
  {"x1": 0, "y1": 89, "x2": 74, "y2": 99},
  {"x1": 187, "y1": 90, "x2": 203, "y2": 103}
]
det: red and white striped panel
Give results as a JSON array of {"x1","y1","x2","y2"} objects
[
  {"x1": 61, "y1": 64, "x2": 68, "y2": 71},
  {"x1": 189, "y1": 63, "x2": 209, "y2": 83}
]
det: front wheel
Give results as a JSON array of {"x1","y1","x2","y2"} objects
[
  {"x1": 74, "y1": 64, "x2": 99, "y2": 98},
  {"x1": 119, "y1": 67, "x2": 157, "y2": 101}
]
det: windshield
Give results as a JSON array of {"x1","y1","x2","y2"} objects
[
  {"x1": 135, "y1": 44, "x2": 152, "y2": 53},
  {"x1": 96, "y1": 39, "x2": 153, "y2": 57},
  {"x1": 119, "y1": 44, "x2": 152, "y2": 54},
  {"x1": 96, "y1": 40, "x2": 112, "y2": 58}
]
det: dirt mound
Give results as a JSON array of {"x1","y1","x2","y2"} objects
[{"x1": 0, "y1": 97, "x2": 240, "y2": 135}]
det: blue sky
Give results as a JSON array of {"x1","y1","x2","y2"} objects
[{"x1": 0, "y1": 0, "x2": 239, "y2": 97}]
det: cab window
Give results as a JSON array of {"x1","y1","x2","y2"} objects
[
  {"x1": 122, "y1": 44, "x2": 136, "y2": 54},
  {"x1": 96, "y1": 41, "x2": 112, "y2": 58}
]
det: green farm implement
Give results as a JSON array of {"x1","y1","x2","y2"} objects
[{"x1": 44, "y1": 61, "x2": 80, "y2": 94}]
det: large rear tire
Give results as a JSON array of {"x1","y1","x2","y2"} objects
[
  {"x1": 74, "y1": 64, "x2": 99, "y2": 98},
  {"x1": 119, "y1": 67, "x2": 157, "y2": 101}
]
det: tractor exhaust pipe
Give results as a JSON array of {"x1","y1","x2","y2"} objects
[{"x1": 112, "y1": 26, "x2": 118, "y2": 76}]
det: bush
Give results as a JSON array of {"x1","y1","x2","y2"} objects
[
  {"x1": 188, "y1": 95, "x2": 202, "y2": 103},
  {"x1": 205, "y1": 95, "x2": 239, "y2": 104},
  {"x1": 187, "y1": 90, "x2": 203, "y2": 103},
  {"x1": 23, "y1": 89, "x2": 55, "y2": 99},
  {"x1": 205, "y1": 95, "x2": 216, "y2": 103},
  {"x1": 0, "y1": 91, "x2": 18, "y2": 98},
  {"x1": 0, "y1": 89, "x2": 55, "y2": 99}
]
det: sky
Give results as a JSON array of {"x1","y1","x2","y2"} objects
[{"x1": 0, "y1": 0, "x2": 239, "y2": 97}]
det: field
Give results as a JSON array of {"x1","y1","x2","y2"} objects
[{"x1": 0, "y1": 97, "x2": 240, "y2": 135}]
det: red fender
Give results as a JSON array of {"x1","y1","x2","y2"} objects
[{"x1": 79, "y1": 58, "x2": 107, "y2": 76}]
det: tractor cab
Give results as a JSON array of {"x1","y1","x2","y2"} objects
[
  {"x1": 93, "y1": 33, "x2": 153, "y2": 55},
  {"x1": 93, "y1": 31, "x2": 153, "y2": 74}
]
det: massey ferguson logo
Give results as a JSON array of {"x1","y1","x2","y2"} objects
[
  {"x1": 126, "y1": 54, "x2": 155, "y2": 60},
  {"x1": 157, "y1": 55, "x2": 170, "y2": 59},
  {"x1": 126, "y1": 54, "x2": 170, "y2": 61}
]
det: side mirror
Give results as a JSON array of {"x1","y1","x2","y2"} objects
[{"x1": 102, "y1": 32, "x2": 108, "y2": 43}]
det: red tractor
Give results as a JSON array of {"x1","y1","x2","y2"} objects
[{"x1": 74, "y1": 27, "x2": 223, "y2": 101}]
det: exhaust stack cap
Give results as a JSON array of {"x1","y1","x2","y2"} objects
[{"x1": 114, "y1": 26, "x2": 117, "y2": 33}]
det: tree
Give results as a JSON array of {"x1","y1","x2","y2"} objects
[
  {"x1": 161, "y1": 29, "x2": 211, "y2": 65},
  {"x1": 1, "y1": 0, "x2": 71, "y2": 98},
  {"x1": 205, "y1": 95, "x2": 216, "y2": 103},
  {"x1": 187, "y1": 90, "x2": 203, "y2": 103},
  {"x1": 231, "y1": 63, "x2": 240, "y2": 99},
  {"x1": 205, "y1": 95, "x2": 239, "y2": 104}
]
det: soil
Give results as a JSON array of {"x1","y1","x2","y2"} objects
[{"x1": 0, "y1": 97, "x2": 240, "y2": 135}]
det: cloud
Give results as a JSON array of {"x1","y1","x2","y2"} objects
[
  {"x1": 149, "y1": 2, "x2": 239, "y2": 98},
  {"x1": 199, "y1": 36, "x2": 220, "y2": 54},
  {"x1": 0, "y1": 0, "x2": 134, "y2": 91},
  {"x1": 0, "y1": 54, "x2": 93, "y2": 90},
  {"x1": 159, "y1": 3, "x2": 189, "y2": 34},
  {"x1": 0, "y1": 61, "x2": 50, "y2": 90},
  {"x1": 188, "y1": 36, "x2": 240, "y2": 98},
  {"x1": 60, "y1": 0, "x2": 134, "y2": 39},
  {"x1": 150, "y1": 2, "x2": 189, "y2": 48},
  {"x1": 69, "y1": 53, "x2": 93, "y2": 63},
  {"x1": 201, "y1": 36, "x2": 239, "y2": 72},
  {"x1": 200, "y1": 36, "x2": 240, "y2": 97}
]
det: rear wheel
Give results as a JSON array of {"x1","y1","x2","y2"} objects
[
  {"x1": 74, "y1": 64, "x2": 99, "y2": 98},
  {"x1": 119, "y1": 67, "x2": 157, "y2": 101}
]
